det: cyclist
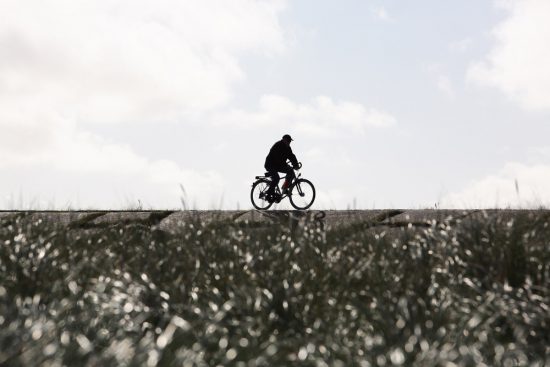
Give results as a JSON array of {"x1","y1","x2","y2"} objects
[{"x1": 264, "y1": 134, "x2": 300, "y2": 200}]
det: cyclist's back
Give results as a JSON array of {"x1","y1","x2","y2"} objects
[
  {"x1": 264, "y1": 134, "x2": 299, "y2": 195},
  {"x1": 265, "y1": 140, "x2": 297, "y2": 170}
]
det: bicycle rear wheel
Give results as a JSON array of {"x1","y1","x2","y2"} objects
[
  {"x1": 289, "y1": 179, "x2": 315, "y2": 210},
  {"x1": 250, "y1": 179, "x2": 273, "y2": 210}
]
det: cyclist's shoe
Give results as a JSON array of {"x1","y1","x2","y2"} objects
[
  {"x1": 266, "y1": 192, "x2": 282, "y2": 203},
  {"x1": 265, "y1": 192, "x2": 276, "y2": 203}
]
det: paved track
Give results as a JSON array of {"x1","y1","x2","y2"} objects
[{"x1": 1, "y1": 209, "x2": 547, "y2": 232}]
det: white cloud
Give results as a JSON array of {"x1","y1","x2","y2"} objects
[
  {"x1": 313, "y1": 186, "x2": 380, "y2": 210},
  {"x1": 424, "y1": 64, "x2": 455, "y2": 98},
  {"x1": 441, "y1": 161, "x2": 550, "y2": 208},
  {"x1": 436, "y1": 75, "x2": 455, "y2": 98},
  {"x1": 0, "y1": 112, "x2": 224, "y2": 208},
  {"x1": 372, "y1": 7, "x2": 394, "y2": 22},
  {"x1": 468, "y1": 0, "x2": 550, "y2": 111},
  {"x1": 213, "y1": 95, "x2": 396, "y2": 135},
  {"x1": 0, "y1": 0, "x2": 286, "y2": 208},
  {"x1": 0, "y1": 0, "x2": 287, "y2": 124}
]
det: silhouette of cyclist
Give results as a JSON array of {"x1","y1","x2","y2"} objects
[{"x1": 264, "y1": 134, "x2": 300, "y2": 199}]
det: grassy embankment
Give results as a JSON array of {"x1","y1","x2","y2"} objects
[{"x1": 1, "y1": 210, "x2": 549, "y2": 366}]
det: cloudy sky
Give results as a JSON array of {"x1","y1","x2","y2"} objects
[{"x1": 2, "y1": 0, "x2": 550, "y2": 209}]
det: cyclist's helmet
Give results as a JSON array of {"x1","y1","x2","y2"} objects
[{"x1": 282, "y1": 134, "x2": 293, "y2": 142}]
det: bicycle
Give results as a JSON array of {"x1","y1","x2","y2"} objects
[{"x1": 250, "y1": 162, "x2": 316, "y2": 210}]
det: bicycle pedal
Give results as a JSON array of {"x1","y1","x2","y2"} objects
[{"x1": 265, "y1": 193, "x2": 276, "y2": 203}]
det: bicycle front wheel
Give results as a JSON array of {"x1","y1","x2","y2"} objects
[
  {"x1": 289, "y1": 179, "x2": 315, "y2": 210},
  {"x1": 250, "y1": 179, "x2": 273, "y2": 210}
]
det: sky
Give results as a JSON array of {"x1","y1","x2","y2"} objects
[{"x1": 2, "y1": 0, "x2": 550, "y2": 210}]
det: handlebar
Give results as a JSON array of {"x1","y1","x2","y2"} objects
[{"x1": 286, "y1": 160, "x2": 302, "y2": 170}]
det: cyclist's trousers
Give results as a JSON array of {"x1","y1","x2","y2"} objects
[{"x1": 264, "y1": 164, "x2": 295, "y2": 193}]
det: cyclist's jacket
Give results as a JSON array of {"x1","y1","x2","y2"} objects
[{"x1": 265, "y1": 140, "x2": 299, "y2": 169}]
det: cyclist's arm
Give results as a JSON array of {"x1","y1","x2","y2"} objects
[{"x1": 288, "y1": 150, "x2": 299, "y2": 168}]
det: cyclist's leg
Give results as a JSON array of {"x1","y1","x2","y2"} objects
[
  {"x1": 266, "y1": 170, "x2": 279, "y2": 194},
  {"x1": 281, "y1": 165, "x2": 295, "y2": 191}
]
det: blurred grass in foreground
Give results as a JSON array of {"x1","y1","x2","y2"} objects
[{"x1": 0, "y1": 211, "x2": 549, "y2": 366}]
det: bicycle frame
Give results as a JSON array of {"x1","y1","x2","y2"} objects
[{"x1": 257, "y1": 172, "x2": 302, "y2": 198}]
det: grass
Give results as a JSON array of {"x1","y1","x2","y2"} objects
[{"x1": 0, "y1": 210, "x2": 549, "y2": 366}]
